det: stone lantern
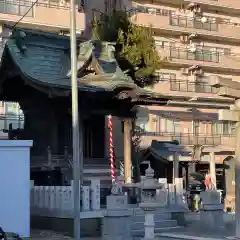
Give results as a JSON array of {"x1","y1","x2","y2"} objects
[{"x1": 138, "y1": 164, "x2": 167, "y2": 240}]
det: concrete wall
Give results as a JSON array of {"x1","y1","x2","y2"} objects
[{"x1": 0, "y1": 140, "x2": 32, "y2": 237}]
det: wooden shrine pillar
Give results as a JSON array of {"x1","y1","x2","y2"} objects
[{"x1": 123, "y1": 119, "x2": 132, "y2": 184}]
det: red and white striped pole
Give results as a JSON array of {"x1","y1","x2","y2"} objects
[{"x1": 108, "y1": 115, "x2": 116, "y2": 183}]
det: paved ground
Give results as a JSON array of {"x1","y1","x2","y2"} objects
[
  {"x1": 31, "y1": 212, "x2": 236, "y2": 240},
  {"x1": 31, "y1": 230, "x2": 100, "y2": 240}
]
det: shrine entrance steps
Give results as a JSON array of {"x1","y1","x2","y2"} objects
[{"x1": 131, "y1": 208, "x2": 181, "y2": 236}]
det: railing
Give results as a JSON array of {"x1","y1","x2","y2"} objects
[
  {"x1": 141, "y1": 132, "x2": 222, "y2": 145},
  {"x1": 0, "y1": 0, "x2": 78, "y2": 17},
  {"x1": 169, "y1": 48, "x2": 220, "y2": 63},
  {"x1": 0, "y1": 114, "x2": 24, "y2": 131},
  {"x1": 30, "y1": 178, "x2": 186, "y2": 218},
  {"x1": 170, "y1": 80, "x2": 218, "y2": 93},
  {"x1": 0, "y1": 0, "x2": 34, "y2": 17},
  {"x1": 169, "y1": 15, "x2": 218, "y2": 31},
  {"x1": 30, "y1": 179, "x2": 101, "y2": 216}
]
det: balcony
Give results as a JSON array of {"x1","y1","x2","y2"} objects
[
  {"x1": 159, "y1": 47, "x2": 240, "y2": 72},
  {"x1": 184, "y1": 0, "x2": 240, "y2": 11},
  {"x1": 150, "y1": 75, "x2": 226, "y2": 99},
  {"x1": 0, "y1": 0, "x2": 84, "y2": 31},
  {"x1": 170, "y1": 79, "x2": 217, "y2": 94},
  {"x1": 140, "y1": 132, "x2": 222, "y2": 148},
  {"x1": 132, "y1": 11, "x2": 240, "y2": 41}
]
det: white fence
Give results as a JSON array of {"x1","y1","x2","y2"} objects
[
  {"x1": 30, "y1": 178, "x2": 187, "y2": 218},
  {"x1": 30, "y1": 179, "x2": 102, "y2": 218}
]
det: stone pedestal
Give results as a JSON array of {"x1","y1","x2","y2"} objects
[
  {"x1": 200, "y1": 191, "x2": 224, "y2": 230},
  {"x1": 102, "y1": 187, "x2": 132, "y2": 240}
]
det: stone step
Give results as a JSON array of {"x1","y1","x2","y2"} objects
[
  {"x1": 132, "y1": 226, "x2": 181, "y2": 236},
  {"x1": 132, "y1": 219, "x2": 178, "y2": 231},
  {"x1": 133, "y1": 208, "x2": 171, "y2": 218},
  {"x1": 132, "y1": 213, "x2": 171, "y2": 223}
]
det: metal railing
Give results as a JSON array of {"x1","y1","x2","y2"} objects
[
  {"x1": 170, "y1": 80, "x2": 218, "y2": 93},
  {"x1": 169, "y1": 47, "x2": 220, "y2": 63},
  {"x1": 169, "y1": 15, "x2": 218, "y2": 32},
  {"x1": 141, "y1": 132, "x2": 222, "y2": 145},
  {"x1": 0, "y1": 0, "x2": 78, "y2": 17},
  {"x1": 0, "y1": 0, "x2": 34, "y2": 17},
  {"x1": 0, "y1": 114, "x2": 24, "y2": 131}
]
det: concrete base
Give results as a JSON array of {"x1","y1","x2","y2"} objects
[
  {"x1": 200, "y1": 210, "x2": 225, "y2": 230},
  {"x1": 31, "y1": 216, "x2": 101, "y2": 237},
  {"x1": 102, "y1": 209, "x2": 132, "y2": 240},
  {"x1": 171, "y1": 212, "x2": 187, "y2": 227}
]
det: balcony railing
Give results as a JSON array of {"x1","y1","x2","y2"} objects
[
  {"x1": 0, "y1": 0, "x2": 75, "y2": 17},
  {"x1": 169, "y1": 15, "x2": 218, "y2": 32},
  {"x1": 170, "y1": 80, "x2": 218, "y2": 94},
  {"x1": 0, "y1": 114, "x2": 24, "y2": 130},
  {"x1": 0, "y1": 0, "x2": 34, "y2": 17},
  {"x1": 141, "y1": 132, "x2": 222, "y2": 145},
  {"x1": 169, "y1": 48, "x2": 220, "y2": 63}
]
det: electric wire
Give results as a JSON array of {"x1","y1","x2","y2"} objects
[{"x1": 11, "y1": 0, "x2": 39, "y2": 29}]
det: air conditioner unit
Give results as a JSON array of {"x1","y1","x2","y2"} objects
[
  {"x1": 186, "y1": 3, "x2": 197, "y2": 10},
  {"x1": 193, "y1": 68, "x2": 204, "y2": 76},
  {"x1": 188, "y1": 32, "x2": 198, "y2": 40},
  {"x1": 188, "y1": 65, "x2": 199, "y2": 72},
  {"x1": 181, "y1": 68, "x2": 189, "y2": 75},
  {"x1": 187, "y1": 43, "x2": 197, "y2": 53}
]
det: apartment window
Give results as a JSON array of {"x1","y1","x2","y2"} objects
[
  {"x1": 212, "y1": 121, "x2": 235, "y2": 135},
  {"x1": 195, "y1": 76, "x2": 216, "y2": 93},
  {"x1": 155, "y1": 41, "x2": 172, "y2": 49},
  {"x1": 0, "y1": 0, "x2": 33, "y2": 16},
  {"x1": 158, "y1": 118, "x2": 180, "y2": 133},
  {"x1": 154, "y1": 72, "x2": 176, "y2": 82}
]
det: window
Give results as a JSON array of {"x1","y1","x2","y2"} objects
[
  {"x1": 195, "y1": 76, "x2": 215, "y2": 93},
  {"x1": 0, "y1": 0, "x2": 33, "y2": 17},
  {"x1": 212, "y1": 121, "x2": 236, "y2": 135},
  {"x1": 158, "y1": 118, "x2": 180, "y2": 133},
  {"x1": 154, "y1": 72, "x2": 176, "y2": 82},
  {"x1": 155, "y1": 41, "x2": 172, "y2": 49}
]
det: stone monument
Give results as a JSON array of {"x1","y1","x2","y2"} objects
[{"x1": 200, "y1": 190, "x2": 224, "y2": 230}]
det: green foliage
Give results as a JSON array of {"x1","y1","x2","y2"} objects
[{"x1": 91, "y1": 10, "x2": 161, "y2": 86}]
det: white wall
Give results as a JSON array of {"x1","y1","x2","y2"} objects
[{"x1": 0, "y1": 140, "x2": 32, "y2": 237}]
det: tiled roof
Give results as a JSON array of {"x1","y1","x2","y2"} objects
[{"x1": 0, "y1": 28, "x2": 139, "y2": 93}]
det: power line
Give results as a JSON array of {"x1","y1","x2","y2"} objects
[{"x1": 11, "y1": 0, "x2": 39, "y2": 29}]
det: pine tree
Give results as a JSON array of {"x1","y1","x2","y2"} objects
[{"x1": 91, "y1": 10, "x2": 161, "y2": 87}]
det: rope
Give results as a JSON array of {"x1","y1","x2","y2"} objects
[{"x1": 107, "y1": 115, "x2": 116, "y2": 183}]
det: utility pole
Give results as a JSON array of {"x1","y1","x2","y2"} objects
[{"x1": 70, "y1": 0, "x2": 81, "y2": 239}]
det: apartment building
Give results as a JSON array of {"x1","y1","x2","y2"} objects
[{"x1": 122, "y1": 0, "x2": 240, "y2": 193}]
